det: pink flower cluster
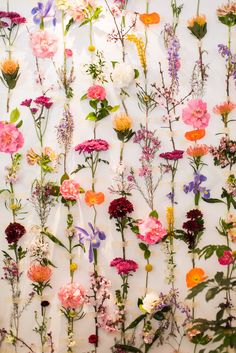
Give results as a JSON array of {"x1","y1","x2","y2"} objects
[
  {"x1": 58, "y1": 283, "x2": 86, "y2": 309},
  {"x1": 137, "y1": 216, "x2": 167, "y2": 245},
  {"x1": 110, "y1": 257, "x2": 138, "y2": 275},
  {"x1": 21, "y1": 96, "x2": 53, "y2": 110},
  {"x1": 75, "y1": 139, "x2": 109, "y2": 154},
  {"x1": 0, "y1": 122, "x2": 24, "y2": 153},
  {"x1": 30, "y1": 29, "x2": 58, "y2": 58},
  {"x1": 87, "y1": 85, "x2": 106, "y2": 101},
  {"x1": 182, "y1": 99, "x2": 210, "y2": 129},
  {"x1": 60, "y1": 179, "x2": 80, "y2": 200}
]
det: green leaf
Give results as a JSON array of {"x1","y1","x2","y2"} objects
[
  {"x1": 111, "y1": 61, "x2": 118, "y2": 69},
  {"x1": 139, "y1": 242, "x2": 147, "y2": 251},
  {"x1": 80, "y1": 93, "x2": 87, "y2": 100},
  {"x1": 86, "y1": 112, "x2": 97, "y2": 121},
  {"x1": 215, "y1": 272, "x2": 224, "y2": 284},
  {"x1": 79, "y1": 18, "x2": 90, "y2": 27},
  {"x1": 89, "y1": 99, "x2": 98, "y2": 109},
  {"x1": 202, "y1": 198, "x2": 225, "y2": 204},
  {"x1": 92, "y1": 7, "x2": 102, "y2": 20},
  {"x1": 110, "y1": 105, "x2": 120, "y2": 112},
  {"x1": 10, "y1": 108, "x2": 20, "y2": 123},
  {"x1": 125, "y1": 314, "x2": 146, "y2": 331},
  {"x1": 0, "y1": 189, "x2": 10, "y2": 194},
  {"x1": 205, "y1": 287, "x2": 219, "y2": 301},
  {"x1": 15, "y1": 120, "x2": 23, "y2": 128},
  {"x1": 115, "y1": 344, "x2": 142, "y2": 353},
  {"x1": 65, "y1": 18, "x2": 74, "y2": 33},
  {"x1": 60, "y1": 173, "x2": 69, "y2": 184},
  {"x1": 134, "y1": 68, "x2": 139, "y2": 79},
  {"x1": 153, "y1": 311, "x2": 165, "y2": 321},
  {"x1": 149, "y1": 210, "x2": 158, "y2": 219},
  {"x1": 43, "y1": 231, "x2": 68, "y2": 251},
  {"x1": 144, "y1": 249, "x2": 151, "y2": 259}
]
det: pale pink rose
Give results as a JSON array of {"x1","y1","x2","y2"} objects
[
  {"x1": 87, "y1": 85, "x2": 106, "y2": 100},
  {"x1": 182, "y1": 99, "x2": 210, "y2": 129},
  {"x1": 137, "y1": 217, "x2": 167, "y2": 245},
  {"x1": 0, "y1": 122, "x2": 24, "y2": 153},
  {"x1": 60, "y1": 179, "x2": 80, "y2": 200},
  {"x1": 58, "y1": 283, "x2": 86, "y2": 309},
  {"x1": 218, "y1": 250, "x2": 234, "y2": 266},
  {"x1": 30, "y1": 29, "x2": 58, "y2": 58}
]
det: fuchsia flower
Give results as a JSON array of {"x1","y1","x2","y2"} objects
[
  {"x1": 0, "y1": 122, "x2": 24, "y2": 153},
  {"x1": 58, "y1": 283, "x2": 86, "y2": 309},
  {"x1": 182, "y1": 99, "x2": 210, "y2": 129},
  {"x1": 218, "y1": 250, "x2": 234, "y2": 266},
  {"x1": 75, "y1": 139, "x2": 109, "y2": 154},
  {"x1": 87, "y1": 85, "x2": 106, "y2": 100},
  {"x1": 137, "y1": 217, "x2": 167, "y2": 245},
  {"x1": 34, "y1": 96, "x2": 53, "y2": 109},
  {"x1": 110, "y1": 257, "x2": 138, "y2": 275},
  {"x1": 65, "y1": 48, "x2": 73, "y2": 57},
  {"x1": 29, "y1": 29, "x2": 58, "y2": 58},
  {"x1": 60, "y1": 179, "x2": 80, "y2": 200},
  {"x1": 159, "y1": 150, "x2": 184, "y2": 160}
]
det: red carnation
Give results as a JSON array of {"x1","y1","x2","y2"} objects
[
  {"x1": 88, "y1": 334, "x2": 98, "y2": 344},
  {"x1": 108, "y1": 197, "x2": 134, "y2": 219},
  {"x1": 5, "y1": 222, "x2": 26, "y2": 244}
]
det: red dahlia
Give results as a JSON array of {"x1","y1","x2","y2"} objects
[{"x1": 108, "y1": 197, "x2": 134, "y2": 219}]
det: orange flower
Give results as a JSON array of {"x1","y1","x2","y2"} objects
[
  {"x1": 185, "y1": 129, "x2": 205, "y2": 141},
  {"x1": 1, "y1": 58, "x2": 19, "y2": 75},
  {"x1": 85, "y1": 190, "x2": 105, "y2": 207},
  {"x1": 186, "y1": 144, "x2": 209, "y2": 157},
  {"x1": 188, "y1": 14, "x2": 206, "y2": 28},
  {"x1": 27, "y1": 264, "x2": 52, "y2": 283},
  {"x1": 213, "y1": 101, "x2": 236, "y2": 116},
  {"x1": 186, "y1": 268, "x2": 207, "y2": 288},
  {"x1": 140, "y1": 12, "x2": 160, "y2": 26}
]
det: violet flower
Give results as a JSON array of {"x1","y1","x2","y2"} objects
[
  {"x1": 76, "y1": 223, "x2": 106, "y2": 263},
  {"x1": 31, "y1": 0, "x2": 56, "y2": 27},
  {"x1": 183, "y1": 171, "x2": 210, "y2": 199}
]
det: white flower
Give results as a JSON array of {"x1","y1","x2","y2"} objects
[
  {"x1": 142, "y1": 292, "x2": 160, "y2": 314},
  {"x1": 55, "y1": 0, "x2": 72, "y2": 11},
  {"x1": 112, "y1": 63, "x2": 134, "y2": 89}
]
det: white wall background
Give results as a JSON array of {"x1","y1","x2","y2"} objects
[{"x1": 0, "y1": 0, "x2": 236, "y2": 352}]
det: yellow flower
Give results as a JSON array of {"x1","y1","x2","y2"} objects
[
  {"x1": 26, "y1": 148, "x2": 40, "y2": 165},
  {"x1": 1, "y1": 58, "x2": 19, "y2": 75},
  {"x1": 43, "y1": 147, "x2": 58, "y2": 161},
  {"x1": 88, "y1": 45, "x2": 96, "y2": 52},
  {"x1": 126, "y1": 34, "x2": 147, "y2": 74},
  {"x1": 188, "y1": 14, "x2": 206, "y2": 28},
  {"x1": 145, "y1": 264, "x2": 153, "y2": 272},
  {"x1": 70, "y1": 263, "x2": 78, "y2": 272},
  {"x1": 166, "y1": 207, "x2": 174, "y2": 232},
  {"x1": 113, "y1": 113, "x2": 132, "y2": 131}
]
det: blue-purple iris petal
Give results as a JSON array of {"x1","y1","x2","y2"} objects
[
  {"x1": 33, "y1": 15, "x2": 41, "y2": 24},
  {"x1": 98, "y1": 230, "x2": 106, "y2": 240},
  {"x1": 75, "y1": 226, "x2": 90, "y2": 238},
  {"x1": 88, "y1": 222, "x2": 95, "y2": 234},
  {"x1": 31, "y1": 7, "x2": 39, "y2": 15}
]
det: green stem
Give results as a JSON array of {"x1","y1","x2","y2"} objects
[{"x1": 196, "y1": 0, "x2": 200, "y2": 16}]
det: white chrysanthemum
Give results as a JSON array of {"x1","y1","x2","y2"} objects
[
  {"x1": 142, "y1": 292, "x2": 160, "y2": 314},
  {"x1": 112, "y1": 63, "x2": 134, "y2": 89}
]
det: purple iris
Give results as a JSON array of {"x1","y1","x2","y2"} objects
[
  {"x1": 183, "y1": 172, "x2": 210, "y2": 198},
  {"x1": 31, "y1": 0, "x2": 56, "y2": 27},
  {"x1": 76, "y1": 223, "x2": 106, "y2": 263}
]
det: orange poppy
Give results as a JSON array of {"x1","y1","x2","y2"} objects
[
  {"x1": 85, "y1": 190, "x2": 105, "y2": 207},
  {"x1": 186, "y1": 268, "x2": 207, "y2": 288},
  {"x1": 185, "y1": 129, "x2": 205, "y2": 141},
  {"x1": 139, "y1": 12, "x2": 160, "y2": 26}
]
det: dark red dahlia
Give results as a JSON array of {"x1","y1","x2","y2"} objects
[
  {"x1": 108, "y1": 197, "x2": 134, "y2": 219},
  {"x1": 5, "y1": 222, "x2": 26, "y2": 244},
  {"x1": 186, "y1": 209, "x2": 203, "y2": 219},
  {"x1": 88, "y1": 334, "x2": 98, "y2": 344}
]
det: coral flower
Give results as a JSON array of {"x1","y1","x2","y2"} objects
[
  {"x1": 113, "y1": 113, "x2": 132, "y2": 131},
  {"x1": 0, "y1": 122, "x2": 24, "y2": 153},
  {"x1": 27, "y1": 264, "x2": 52, "y2": 283},
  {"x1": 185, "y1": 129, "x2": 206, "y2": 141},
  {"x1": 213, "y1": 101, "x2": 236, "y2": 116},
  {"x1": 85, "y1": 190, "x2": 105, "y2": 207},
  {"x1": 58, "y1": 283, "x2": 86, "y2": 309},
  {"x1": 182, "y1": 99, "x2": 210, "y2": 129},
  {"x1": 1, "y1": 58, "x2": 19, "y2": 75},
  {"x1": 186, "y1": 144, "x2": 209, "y2": 157},
  {"x1": 60, "y1": 179, "x2": 80, "y2": 200},
  {"x1": 139, "y1": 12, "x2": 160, "y2": 26},
  {"x1": 186, "y1": 268, "x2": 207, "y2": 288},
  {"x1": 137, "y1": 216, "x2": 167, "y2": 245}
]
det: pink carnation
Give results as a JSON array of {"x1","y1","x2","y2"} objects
[
  {"x1": 87, "y1": 85, "x2": 106, "y2": 100},
  {"x1": 75, "y1": 139, "x2": 109, "y2": 153},
  {"x1": 60, "y1": 179, "x2": 80, "y2": 200},
  {"x1": 110, "y1": 258, "x2": 138, "y2": 275},
  {"x1": 0, "y1": 122, "x2": 24, "y2": 153},
  {"x1": 58, "y1": 283, "x2": 86, "y2": 309},
  {"x1": 137, "y1": 217, "x2": 167, "y2": 245},
  {"x1": 218, "y1": 250, "x2": 234, "y2": 266},
  {"x1": 30, "y1": 29, "x2": 58, "y2": 59},
  {"x1": 182, "y1": 99, "x2": 210, "y2": 129}
]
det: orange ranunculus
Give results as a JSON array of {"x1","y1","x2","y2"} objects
[
  {"x1": 85, "y1": 190, "x2": 105, "y2": 207},
  {"x1": 186, "y1": 268, "x2": 207, "y2": 288},
  {"x1": 139, "y1": 12, "x2": 160, "y2": 26},
  {"x1": 185, "y1": 129, "x2": 206, "y2": 141},
  {"x1": 186, "y1": 144, "x2": 209, "y2": 157}
]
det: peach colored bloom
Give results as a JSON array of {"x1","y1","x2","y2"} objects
[
  {"x1": 26, "y1": 148, "x2": 40, "y2": 165},
  {"x1": 87, "y1": 85, "x2": 106, "y2": 100},
  {"x1": 27, "y1": 264, "x2": 52, "y2": 282},
  {"x1": 137, "y1": 217, "x2": 167, "y2": 245},
  {"x1": 1, "y1": 58, "x2": 19, "y2": 75},
  {"x1": 186, "y1": 144, "x2": 209, "y2": 157},
  {"x1": 60, "y1": 179, "x2": 80, "y2": 200},
  {"x1": 186, "y1": 268, "x2": 207, "y2": 288},
  {"x1": 182, "y1": 99, "x2": 210, "y2": 129},
  {"x1": 58, "y1": 282, "x2": 86, "y2": 309},
  {"x1": 185, "y1": 129, "x2": 206, "y2": 141},
  {"x1": 213, "y1": 101, "x2": 236, "y2": 116},
  {"x1": 188, "y1": 14, "x2": 206, "y2": 28},
  {"x1": 0, "y1": 122, "x2": 24, "y2": 153},
  {"x1": 85, "y1": 190, "x2": 105, "y2": 207},
  {"x1": 30, "y1": 29, "x2": 58, "y2": 58}
]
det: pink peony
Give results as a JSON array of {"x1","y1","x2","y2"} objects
[
  {"x1": 75, "y1": 139, "x2": 109, "y2": 154},
  {"x1": 87, "y1": 85, "x2": 106, "y2": 100},
  {"x1": 218, "y1": 250, "x2": 234, "y2": 266},
  {"x1": 182, "y1": 99, "x2": 210, "y2": 129},
  {"x1": 0, "y1": 122, "x2": 24, "y2": 153},
  {"x1": 137, "y1": 217, "x2": 167, "y2": 245},
  {"x1": 60, "y1": 179, "x2": 80, "y2": 200},
  {"x1": 30, "y1": 29, "x2": 58, "y2": 59},
  {"x1": 58, "y1": 283, "x2": 86, "y2": 309}
]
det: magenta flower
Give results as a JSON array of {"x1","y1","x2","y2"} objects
[
  {"x1": 21, "y1": 99, "x2": 32, "y2": 107},
  {"x1": 75, "y1": 139, "x2": 109, "y2": 154},
  {"x1": 87, "y1": 85, "x2": 106, "y2": 100},
  {"x1": 110, "y1": 258, "x2": 138, "y2": 275},
  {"x1": 137, "y1": 217, "x2": 167, "y2": 245},
  {"x1": 58, "y1": 283, "x2": 86, "y2": 309},
  {"x1": 159, "y1": 150, "x2": 184, "y2": 160},
  {"x1": 34, "y1": 96, "x2": 53, "y2": 109},
  {"x1": 182, "y1": 99, "x2": 210, "y2": 129},
  {"x1": 0, "y1": 122, "x2": 24, "y2": 153},
  {"x1": 218, "y1": 250, "x2": 234, "y2": 266},
  {"x1": 29, "y1": 29, "x2": 58, "y2": 58}
]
